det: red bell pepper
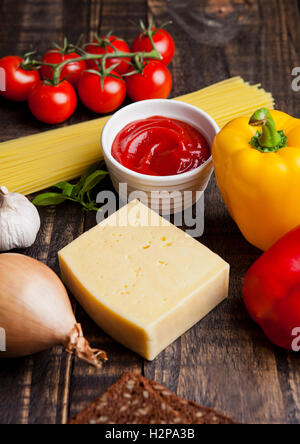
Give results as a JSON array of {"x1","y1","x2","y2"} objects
[{"x1": 243, "y1": 226, "x2": 300, "y2": 351}]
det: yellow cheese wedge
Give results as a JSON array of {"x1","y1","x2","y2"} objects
[{"x1": 59, "y1": 200, "x2": 230, "y2": 360}]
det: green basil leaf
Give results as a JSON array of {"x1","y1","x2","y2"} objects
[
  {"x1": 54, "y1": 181, "x2": 74, "y2": 197},
  {"x1": 85, "y1": 201, "x2": 98, "y2": 211},
  {"x1": 33, "y1": 162, "x2": 108, "y2": 211},
  {"x1": 79, "y1": 170, "x2": 108, "y2": 197},
  {"x1": 72, "y1": 162, "x2": 102, "y2": 198},
  {"x1": 33, "y1": 193, "x2": 67, "y2": 206},
  {"x1": 54, "y1": 181, "x2": 68, "y2": 190}
]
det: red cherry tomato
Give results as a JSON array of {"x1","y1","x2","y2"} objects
[
  {"x1": 85, "y1": 36, "x2": 131, "y2": 75},
  {"x1": 125, "y1": 61, "x2": 172, "y2": 102},
  {"x1": 28, "y1": 80, "x2": 77, "y2": 124},
  {"x1": 77, "y1": 71, "x2": 126, "y2": 114},
  {"x1": 131, "y1": 28, "x2": 175, "y2": 66},
  {"x1": 40, "y1": 51, "x2": 87, "y2": 86},
  {"x1": 0, "y1": 56, "x2": 40, "y2": 102}
]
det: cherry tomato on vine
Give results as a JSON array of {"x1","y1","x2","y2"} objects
[
  {"x1": 77, "y1": 71, "x2": 126, "y2": 114},
  {"x1": 40, "y1": 51, "x2": 87, "y2": 86},
  {"x1": 0, "y1": 56, "x2": 40, "y2": 102},
  {"x1": 28, "y1": 80, "x2": 77, "y2": 124},
  {"x1": 131, "y1": 28, "x2": 175, "y2": 66},
  {"x1": 85, "y1": 36, "x2": 131, "y2": 75},
  {"x1": 125, "y1": 61, "x2": 172, "y2": 102}
]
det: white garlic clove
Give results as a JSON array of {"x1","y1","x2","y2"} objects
[{"x1": 0, "y1": 186, "x2": 41, "y2": 251}]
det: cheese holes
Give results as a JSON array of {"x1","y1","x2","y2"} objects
[
  {"x1": 158, "y1": 260, "x2": 168, "y2": 266},
  {"x1": 142, "y1": 241, "x2": 152, "y2": 250}
]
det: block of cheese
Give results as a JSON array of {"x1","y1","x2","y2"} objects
[{"x1": 58, "y1": 200, "x2": 229, "y2": 360}]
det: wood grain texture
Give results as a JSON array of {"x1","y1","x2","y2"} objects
[
  {"x1": 0, "y1": 0, "x2": 300, "y2": 424},
  {"x1": 143, "y1": 0, "x2": 300, "y2": 425}
]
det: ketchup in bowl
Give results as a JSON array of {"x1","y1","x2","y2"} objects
[{"x1": 111, "y1": 116, "x2": 211, "y2": 176}]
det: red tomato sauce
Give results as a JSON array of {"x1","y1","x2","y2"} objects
[{"x1": 111, "y1": 116, "x2": 211, "y2": 176}]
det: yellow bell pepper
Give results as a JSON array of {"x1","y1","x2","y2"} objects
[{"x1": 212, "y1": 108, "x2": 300, "y2": 251}]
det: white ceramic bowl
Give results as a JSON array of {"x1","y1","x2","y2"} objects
[{"x1": 101, "y1": 99, "x2": 219, "y2": 214}]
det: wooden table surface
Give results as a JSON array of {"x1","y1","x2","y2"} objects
[{"x1": 1, "y1": 0, "x2": 300, "y2": 425}]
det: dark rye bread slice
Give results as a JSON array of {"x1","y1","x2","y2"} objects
[
  {"x1": 69, "y1": 372, "x2": 187, "y2": 424},
  {"x1": 148, "y1": 380, "x2": 235, "y2": 424}
]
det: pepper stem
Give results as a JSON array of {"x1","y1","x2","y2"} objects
[{"x1": 249, "y1": 108, "x2": 288, "y2": 153}]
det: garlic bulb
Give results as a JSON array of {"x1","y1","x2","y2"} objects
[{"x1": 0, "y1": 186, "x2": 41, "y2": 251}]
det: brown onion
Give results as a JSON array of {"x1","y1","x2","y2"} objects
[{"x1": 0, "y1": 253, "x2": 107, "y2": 367}]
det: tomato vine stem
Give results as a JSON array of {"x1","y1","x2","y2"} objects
[
  {"x1": 52, "y1": 47, "x2": 161, "y2": 84},
  {"x1": 21, "y1": 29, "x2": 162, "y2": 85},
  {"x1": 21, "y1": 31, "x2": 162, "y2": 85}
]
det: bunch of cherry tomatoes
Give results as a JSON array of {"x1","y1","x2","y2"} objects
[{"x1": 0, "y1": 22, "x2": 175, "y2": 124}]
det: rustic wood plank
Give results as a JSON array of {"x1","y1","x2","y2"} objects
[
  {"x1": 0, "y1": 1, "x2": 33, "y2": 425},
  {"x1": 0, "y1": 1, "x2": 63, "y2": 417},
  {"x1": 220, "y1": 0, "x2": 300, "y2": 424},
  {"x1": 0, "y1": 0, "x2": 300, "y2": 425},
  {"x1": 25, "y1": 203, "x2": 85, "y2": 424},
  {"x1": 0, "y1": 204, "x2": 58, "y2": 424},
  {"x1": 286, "y1": 353, "x2": 300, "y2": 423},
  {"x1": 66, "y1": 0, "x2": 148, "y2": 421},
  {"x1": 68, "y1": 195, "x2": 142, "y2": 422},
  {"x1": 23, "y1": 0, "x2": 103, "y2": 424},
  {"x1": 0, "y1": 202, "x2": 85, "y2": 425},
  {"x1": 0, "y1": 0, "x2": 87, "y2": 424},
  {"x1": 68, "y1": 178, "x2": 142, "y2": 421},
  {"x1": 259, "y1": 0, "x2": 300, "y2": 424},
  {"x1": 144, "y1": 0, "x2": 300, "y2": 425}
]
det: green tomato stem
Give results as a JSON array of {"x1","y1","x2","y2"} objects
[{"x1": 52, "y1": 47, "x2": 161, "y2": 84}]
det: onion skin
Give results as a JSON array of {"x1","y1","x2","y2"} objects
[{"x1": 0, "y1": 253, "x2": 107, "y2": 367}]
